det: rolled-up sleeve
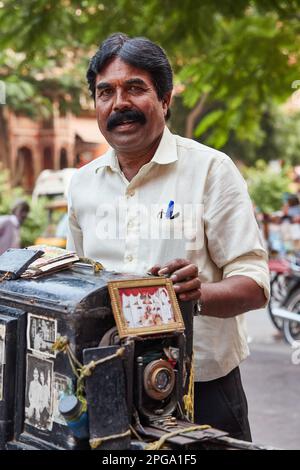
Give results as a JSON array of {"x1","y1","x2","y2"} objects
[
  {"x1": 223, "y1": 253, "x2": 270, "y2": 305},
  {"x1": 204, "y1": 155, "x2": 270, "y2": 304}
]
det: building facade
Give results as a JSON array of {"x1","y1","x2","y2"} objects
[{"x1": 2, "y1": 104, "x2": 108, "y2": 192}]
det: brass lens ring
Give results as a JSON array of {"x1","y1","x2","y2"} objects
[{"x1": 143, "y1": 359, "x2": 175, "y2": 401}]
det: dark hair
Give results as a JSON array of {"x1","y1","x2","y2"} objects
[
  {"x1": 11, "y1": 199, "x2": 30, "y2": 213},
  {"x1": 86, "y1": 33, "x2": 173, "y2": 119}
]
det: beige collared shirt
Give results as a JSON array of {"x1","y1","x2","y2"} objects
[{"x1": 67, "y1": 126, "x2": 270, "y2": 381}]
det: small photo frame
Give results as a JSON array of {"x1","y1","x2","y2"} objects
[
  {"x1": 25, "y1": 353, "x2": 53, "y2": 431},
  {"x1": 52, "y1": 373, "x2": 73, "y2": 425},
  {"x1": 27, "y1": 314, "x2": 57, "y2": 358},
  {"x1": 108, "y1": 278, "x2": 185, "y2": 338}
]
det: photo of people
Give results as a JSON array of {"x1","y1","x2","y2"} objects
[
  {"x1": 27, "y1": 314, "x2": 57, "y2": 358},
  {"x1": 0, "y1": 324, "x2": 5, "y2": 401},
  {"x1": 52, "y1": 373, "x2": 73, "y2": 425},
  {"x1": 25, "y1": 354, "x2": 53, "y2": 431},
  {"x1": 120, "y1": 286, "x2": 175, "y2": 328}
]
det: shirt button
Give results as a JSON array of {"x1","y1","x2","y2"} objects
[
  {"x1": 128, "y1": 220, "x2": 133, "y2": 228},
  {"x1": 126, "y1": 254, "x2": 133, "y2": 262},
  {"x1": 127, "y1": 190, "x2": 135, "y2": 197}
]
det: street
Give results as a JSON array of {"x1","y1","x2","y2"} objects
[{"x1": 241, "y1": 308, "x2": 300, "y2": 450}]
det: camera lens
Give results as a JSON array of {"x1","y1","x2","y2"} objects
[
  {"x1": 155, "y1": 369, "x2": 170, "y2": 390},
  {"x1": 143, "y1": 359, "x2": 175, "y2": 400}
]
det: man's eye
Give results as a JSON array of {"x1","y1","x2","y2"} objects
[
  {"x1": 98, "y1": 89, "x2": 113, "y2": 98},
  {"x1": 129, "y1": 86, "x2": 143, "y2": 93}
]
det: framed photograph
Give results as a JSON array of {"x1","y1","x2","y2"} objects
[
  {"x1": 108, "y1": 278, "x2": 185, "y2": 338},
  {"x1": 25, "y1": 353, "x2": 53, "y2": 431},
  {"x1": 27, "y1": 313, "x2": 57, "y2": 358},
  {"x1": 52, "y1": 373, "x2": 73, "y2": 425}
]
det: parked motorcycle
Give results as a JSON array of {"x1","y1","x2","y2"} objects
[
  {"x1": 268, "y1": 258, "x2": 290, "y2": 331},
  {"x1": 269, "y1": 256, "x2": 300, "y2": 345}
]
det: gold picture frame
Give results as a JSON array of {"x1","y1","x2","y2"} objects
[{"x1": 108, "y1": 277, "x2": 185, "y2": 338}]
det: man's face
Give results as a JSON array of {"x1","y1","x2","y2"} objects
[{"x1": 95, "y1": 58, "x2": 171, "y2": 154}]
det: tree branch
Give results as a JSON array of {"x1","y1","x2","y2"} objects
[{"x1": 185, "y1": 92, "x2": 209, "y2": 139}]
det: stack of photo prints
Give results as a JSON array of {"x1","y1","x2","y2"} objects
[
  {"x1": 25, "y1": 313, "x2": 73, "y2": 431},
  {"x1": 21, "y1": 245, "x2": 79, "y2": 279}
]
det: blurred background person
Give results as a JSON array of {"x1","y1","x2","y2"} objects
[
  {"x1": 268, "y1": 212, "x2": 286, "y2": 257},
  {"x1": 0, "y1": 200, "x2": 29, "y2": 255},
  {"x1": 282, "y1": 194, "x2": 300, "y2": 252}
]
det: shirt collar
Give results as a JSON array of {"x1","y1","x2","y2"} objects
[
  {"x1": 151, "y1": 126, "x2": 178, "y2": 165},
  {"x1": 95, "y1": 126, "x2": 177, "y2": 173},
  {"x1": 95, "y1": 147, "x2": 120, "y2": 172}
]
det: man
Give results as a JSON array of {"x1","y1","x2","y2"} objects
[
  {"x1": 26, "y1": 367, "x2": 42, "y2": 423},
  {"x1": 67, "y1": 33, "x2": 270, "y2": 440},
  {"x1": 39, "y1": 370, "x2": 51, "y2": 429},
  {"x1": 33, "y1": 326, "x2": 47, "y2": 352},
  {"x1": 0, "y1": 200, "x2": 30, "y2": 255}
]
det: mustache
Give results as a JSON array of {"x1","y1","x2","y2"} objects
[{"x1": 106, "y1": 109, "x2": 146, "y2": 131}]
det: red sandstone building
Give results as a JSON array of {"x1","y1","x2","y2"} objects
[{"x1": 2, "y1": 103, "x2": 108, "y2": 192}]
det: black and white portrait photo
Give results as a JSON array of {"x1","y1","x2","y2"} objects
[
  {"x1": 25, "y1": 354, "x2": 53, "y2": 431},
  {"x1": 27, "y1": 313, "x2": 57, "y2": 358},
  {"x1": 52, "y1": 373, "x2": 73, "y2": 425},
  {"x1": 0, "y1": 324, "x2": 5, "y2": 401}
]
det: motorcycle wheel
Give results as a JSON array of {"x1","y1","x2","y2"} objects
[
  {"x1": 268, "y1": 273, "x2": 286, "y2": 330},
  {"x1": 283, "y1": 289, "x2": 300, "y2": 346}
]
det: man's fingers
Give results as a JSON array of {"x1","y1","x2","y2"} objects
[
  {"x1": 170, "y1": 264, "x2": 198, "y2": 282},
  {"x1": 173, "y1": 278, "x2": 201, "y2": 294},
  {"x1": 157, "y1": 258, "x2": 190, "y2": 276},
  {"x1": 148, "y1": 264, "x2": 161, "y2": 275},
  {"x1": 149, "y1": 259, "x2": 201, "y2": 302}
]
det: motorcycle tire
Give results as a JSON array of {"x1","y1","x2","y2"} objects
[
  {"x1": 268, "y1": 273, "x2": 286, "y2": 331},
  {"x1": 283, "y1": 289, "x2": 300, "y2": 346}
]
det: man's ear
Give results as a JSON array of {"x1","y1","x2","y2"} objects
[{"x1": 162, "y1": 92, "x2": 172, "y2": 116}]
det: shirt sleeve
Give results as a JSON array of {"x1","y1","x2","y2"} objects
[
  {"x1": 203, "y1": 155, "x2": 270, "y2": 303},
  {"x1": 223, "y1": 253, "x2": 270, "y2": 305},
  {"x1": 66, "y1": 180, "x2": 84, "y2": 257}
]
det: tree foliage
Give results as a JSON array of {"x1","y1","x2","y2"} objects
[
  {"x1": 272, "y1": 111, "x2": 300, "y2": 166},
  {"x1": 243, "y1": 160, "x2": 290, "y2": 213},
  {"x1": 0, "y1": 0, "x2": 300, "y2": 154}
]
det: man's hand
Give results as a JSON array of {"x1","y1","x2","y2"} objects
[{"x1": 149, "y1": 258, "x2": 201, "y2": 301}]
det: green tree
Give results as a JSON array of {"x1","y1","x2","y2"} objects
[
  {"x1": 179, "y1": 12, "x2": 300, "y2": 148},
  {"x1": 243, "y1": 160, "x2": 290, "y2": 213},
  {"x1": 0, "y1": 0, "x2": 300, "y2": 162},
  {"x1": 272, "y1": 111, "x2": 300, "y2": 166}
]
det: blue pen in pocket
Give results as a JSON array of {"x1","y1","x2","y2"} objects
[{"x1": 166, "y1": 200, "x2": 174, "y2": 219}]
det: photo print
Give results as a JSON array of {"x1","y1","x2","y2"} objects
[
  {"x1": 120, "y1": 286, "x2": 176, "y2": 328},
  {"x1": 25, "y1": 354, "x2": 53, "y2": 431},
  {"x1": 0, "y1": 324, "x2": 5, "y2": 401},
  {"x1": 52, "y1": 373, "x2": 73, "y2": 425},
  {"x1": 108, "y1": 278, "x2": 184, "y2": 338},
  {"x1": 27, "y1": 313, "x2": 57, "y2": 358}
]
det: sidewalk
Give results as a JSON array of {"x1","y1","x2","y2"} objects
[{"x1": 241, "y1": 309, "x2": 300, "y2": 449}]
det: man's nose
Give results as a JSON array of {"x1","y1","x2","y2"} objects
[{"x1": 113, "y1": 89, "x2": 131, "y2": 111}]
